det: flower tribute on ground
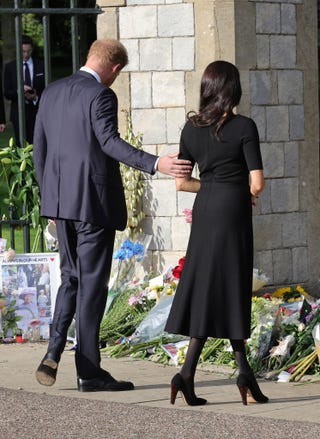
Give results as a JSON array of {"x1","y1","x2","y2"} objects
[{"x1": 99, "y1": 211, "x2": 320, "y2": 382}]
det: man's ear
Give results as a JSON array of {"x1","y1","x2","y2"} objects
[{"x1": 112, "y1": 63, "x2": 122, "y2": 74}]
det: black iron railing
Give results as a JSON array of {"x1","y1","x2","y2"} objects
[
  {"x1": 0, "y1": 0, "x2": 102, "y2": 147},
  {"x1": 0, "y1": 204, "x2": 47, "y2": 253}
]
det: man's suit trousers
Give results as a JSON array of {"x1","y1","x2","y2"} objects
[{"x1": 49, "y1": 219, "x2": 115, "y2": 378}]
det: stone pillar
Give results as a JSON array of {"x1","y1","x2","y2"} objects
[
  {"x1": 297, "y1": 0, "x2": 320, "y2": 291},
  {"x1": 239, "y1": 0, "x2": 319, "y2": 290}
]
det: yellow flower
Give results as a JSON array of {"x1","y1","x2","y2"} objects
[
  {"x1": 296, "y1": 285, "x2": 310, "y2": 298},
  {"x1": 272, "y1": 287, "x2": 291, "y2": 298},
  {"x1": 177, "y1": 347, "x2": 187, "y2": 365}
]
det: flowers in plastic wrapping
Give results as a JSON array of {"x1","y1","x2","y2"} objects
[
  {"x1": 144, "y1": 266, "x2": 179, "y2": 303},
  {"x1": 269, "y1": 334, "x2": 296, "y2": 359},
  {"x1": 104, "y1": 236, "x2": 151, "y2": 314},
  {"x1": 252, "y1": 269, "x2": 269, "y2": 292},
  {"x1": 247, "y1": 296, "x2": 281, "y2": 364},
  {"x1": 111, "y1": 237, "x2": 149, "y2": 291}
]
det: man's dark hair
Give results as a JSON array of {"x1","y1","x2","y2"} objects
[{"x1": 22, "y1": 35, "x2": 34, "y2": 47}]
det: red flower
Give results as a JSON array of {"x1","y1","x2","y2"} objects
[{"x1": 172, "y1": 257, "x2": 186, "y2": 279}]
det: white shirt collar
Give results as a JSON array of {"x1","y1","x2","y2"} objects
[
  {"x1": 24, "y1": 58, "x2": 33, "y2": 67},
  {"x1": 80, "y1": 66, "x2": 101, "y2": 83}
]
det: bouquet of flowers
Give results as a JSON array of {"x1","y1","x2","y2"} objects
[{"x1": 105, "y1": 235, "x2": 151, "y2": 312}]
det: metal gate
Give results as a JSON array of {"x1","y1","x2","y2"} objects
[
  {"x1": 0, "y1": 0, "x2": 102, "y2": 251},
  {"x1": 0, "y1": 0, "x2": 102, "y2": 146}
]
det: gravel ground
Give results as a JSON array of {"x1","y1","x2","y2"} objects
[
  {"x1": 1, "y1": 343, "x2": 320, "y2": 438},
  {"x1": 1, "y1": 386, "x2": 320, "y2": 439}
]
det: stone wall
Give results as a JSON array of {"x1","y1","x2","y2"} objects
[
  {"x1": 245, "y1": 0, "x2": 319, "y2": 288},
  {"x1": 97, "y1": 0, "x2": 319, "y2": 289}
]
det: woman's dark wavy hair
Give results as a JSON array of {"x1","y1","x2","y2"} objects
[{"x1": 188, "y1": 60, "x2": 242, "y2": 136}]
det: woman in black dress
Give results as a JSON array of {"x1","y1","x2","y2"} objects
[{"x1": 165, "y1": 61, "x2": 267, "y2": 406}]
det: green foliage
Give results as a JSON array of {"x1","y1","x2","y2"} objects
[
  {"x1": 0, "y1": 139, "x2": 42, "y2": 229},
  {"x1": 0, "y1": 295, "x2": 21, "y2": 337},
  {"x1": 22, "y1": 14, "x2": 44, "y2": 48},
  {"x1": 121, "y1": 111, "x2": 146, "y2": 239}
]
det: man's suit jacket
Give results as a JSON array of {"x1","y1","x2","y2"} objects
[
  {"x1": 33, "y1": 70, "x2": 158, "y2": 231},
  {"x1": 4, "y1": 58, "x2": 45, "y2": 121}
]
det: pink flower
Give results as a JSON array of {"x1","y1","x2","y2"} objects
[
  {"x1": 128, "y1": 294, "x2": 139, "y2": 306},
  {"x1": 30, "y1": 319, "x2": 41, "y2": 326},
  {"x1": 137, "y1": 290, "x2": 145, "y2": 302},
  {"x1": 128, "y1": 289, "x2": 147, "y2": 307},
  {"x1": 183, "y1": 208, "x2": 193, "y2": 224}
]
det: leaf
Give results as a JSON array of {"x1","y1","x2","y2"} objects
[
  {"x1": 20, "y1": 159, "x2": 27, "y2": 171},
  {"x1": 1, "y1": 141, "x2": 41, "y2": 230},
  {"x1": 1, "y1": 158, "x2": 12, "y2": 164}
]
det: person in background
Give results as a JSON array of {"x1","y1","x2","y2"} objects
[
  {"x1": 165, "y1": 60, "x2": 268, "y2": 406},
  {"x1": 33, "y1": 39, "x2": 192, "y2": 393},
  {"x1": 0, "y1": 84, "x2": 6, "y2": 132},
  {"x1": 4, "y1": 35, "x2": 45, "y2": 145}
]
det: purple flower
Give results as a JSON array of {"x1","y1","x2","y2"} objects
[{"x1": 305, "y1": 311, "x2": 314, "y2": 323}]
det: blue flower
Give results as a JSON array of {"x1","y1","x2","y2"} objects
[
  {"x1": 113, "y1": 239, "x2": 145, "y2": 261},
  {"x1": 124, "y1": 248, "x2": 134, "y2": 259},
  {"x1": 122, "y1": 239, "x2": 134, "y2": 250},
  {"x1": 113, "y1": 248, "x2": 127, "y2": 260},
  {"x1": 133, "y1": 242, "x2": 145, "y2": 259}
]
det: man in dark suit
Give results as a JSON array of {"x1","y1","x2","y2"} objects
[
  {"x1": 33, "y1": 39, "x2": 192, "y2": 392},
  {"x1": 4, "y1": 35, "x2": 45, "y2": 145},
  {"x1": 0, "y1": 85, "x2": 5, "y2": 133}
]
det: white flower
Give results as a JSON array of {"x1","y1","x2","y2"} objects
[
  {"x1": 146, "y1": 288, "x2": 158, "y2": 301},
  {"x1": 2, "y1": 248, "x2": 15, "y2": 262}
]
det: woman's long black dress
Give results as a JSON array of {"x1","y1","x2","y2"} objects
[{"x1": 165, "y1": 115, "x2": 263, "y2": 340}]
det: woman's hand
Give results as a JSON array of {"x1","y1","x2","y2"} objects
[
  {"x1": 250, "y1": 169, "x2": 265, "y2": 197},
  {"x1": 175, "y1": 176, "x2": 200, "y2": 193}
]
